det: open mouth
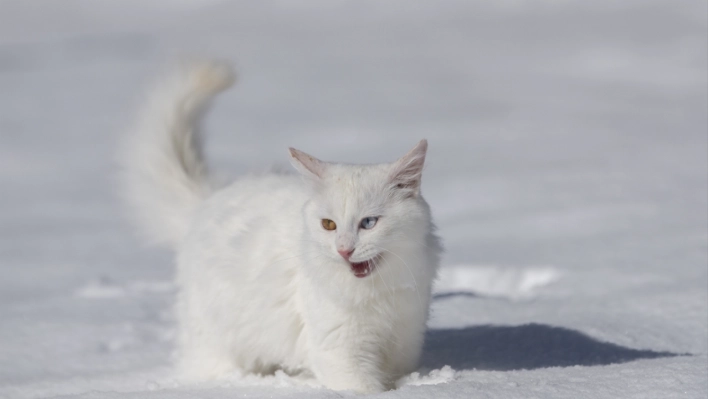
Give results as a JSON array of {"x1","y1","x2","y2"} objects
[{"x1": 349, "y1": 256, "x2": 379, "y2": 278}]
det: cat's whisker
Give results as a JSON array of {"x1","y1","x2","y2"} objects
[
  {"x1": 373, "y1": 256, "x2": 394, "y2": 298},
  {"x1": 370, "y1": 245, "x2": 424, "y2": 311},
  {"x1": 387, "y1": 232, "x2": 440, "y2": 252},
  {"x1": 374, "y1": 256, "x2": 407, "y2": 348}
]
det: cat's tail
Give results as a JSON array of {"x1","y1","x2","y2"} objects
[{"x1": 120, "y1": 61, "x2": 235, "y2": 247}]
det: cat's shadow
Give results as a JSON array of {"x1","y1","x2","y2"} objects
[{"x1": 421, "y1": 323, "x2": 680, "y2": 371}]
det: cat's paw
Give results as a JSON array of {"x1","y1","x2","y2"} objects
[{"x1": 319, "y1": 374, "x2": 388, "y2": 394}]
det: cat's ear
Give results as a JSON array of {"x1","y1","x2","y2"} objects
[
  {"x1": 288, "y1": 148, "x2": 327, "y2": 180},
  {"x1": 389, "y1": 139, "x2": 427, "y2": 197}
]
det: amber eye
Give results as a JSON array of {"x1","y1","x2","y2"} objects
[{"x1": 321, "y1": 219, "x2": 337, "y2": 231}]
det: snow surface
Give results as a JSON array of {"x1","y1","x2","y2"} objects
[{"x1": 0, "y1": 0, "x2": 706, "y2": 398}]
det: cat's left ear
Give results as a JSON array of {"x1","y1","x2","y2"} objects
[
  {"x1": 389, "y1": 139, "x2": 427, "y2": 197},
  {"x1": 288, "y1": 148, "x2": 327, "y2": 180}
]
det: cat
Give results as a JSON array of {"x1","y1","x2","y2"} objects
[{"x1": 120, "y1": 61, "x2": 442, "y2": 393}]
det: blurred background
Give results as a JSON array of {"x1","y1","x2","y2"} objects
[{"x1": 0, "y1": 0, "x2": 706, "y2": 397}]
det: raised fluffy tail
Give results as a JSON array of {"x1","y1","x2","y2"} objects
[{"x1": 120, "y1": 61, "x2": 235, "y2": 247}]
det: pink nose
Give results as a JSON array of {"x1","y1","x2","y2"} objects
[{"x1": 337, "y1": 248, "x2": 354, "y2": 259}]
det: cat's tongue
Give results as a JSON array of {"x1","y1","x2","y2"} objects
[{"x1": 350, "y1": 261, "x2": 373, "y2": 278}]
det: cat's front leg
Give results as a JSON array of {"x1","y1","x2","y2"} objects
[
  {"x1": 307, "y1": 322, "x2": 389, "y2": 393},
  {"x1": 301, "y1": 293, "x2": 390, "y2": 393}
]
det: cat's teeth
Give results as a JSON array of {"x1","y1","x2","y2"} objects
[{"x1": 350, "y1": 260, "x2": 373, "y2": 278}]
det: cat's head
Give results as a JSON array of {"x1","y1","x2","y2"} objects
[{"x1": 288, "y1": 140, "x2": 432, "y2": 282}]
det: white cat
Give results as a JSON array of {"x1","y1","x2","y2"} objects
[{"x1": 121, "y1": 61, "x2": 442, "y2": 393}]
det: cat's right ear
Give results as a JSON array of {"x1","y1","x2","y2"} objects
[{"x1": 288, "y1": 148, "x2": 327, "y2": 180}]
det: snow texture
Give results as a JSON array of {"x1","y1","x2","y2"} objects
[{"x1": 0, "y1": 0, "x2": 706, "y2": 398}]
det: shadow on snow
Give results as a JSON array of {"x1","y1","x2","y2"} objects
[{"x1": 422, "y1": 323, "x2": 680, "y2": 371}]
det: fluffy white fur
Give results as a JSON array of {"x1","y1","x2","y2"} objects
[{"x1": 121, "y1": 61, "x2": 442, "y2": 393}]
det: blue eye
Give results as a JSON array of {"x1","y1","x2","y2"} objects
[{"x1": 360, "y1": 217, "x2": 379, "y2": 230}]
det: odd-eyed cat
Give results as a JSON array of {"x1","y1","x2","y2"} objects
[{"x1": 121, "y1": 61, "x2": 442, "y2": 393}]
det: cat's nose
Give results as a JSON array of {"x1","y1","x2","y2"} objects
[{"x1": 337, "y1": 248, "x2": 354, "y2": 260}]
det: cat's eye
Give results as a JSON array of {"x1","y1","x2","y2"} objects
[
  {"x1": 321, "y1": 219, "x2": 337, "y2": 231},
  {"x1": 360, "y1": 217, "x2": 379, "y2": 230}
]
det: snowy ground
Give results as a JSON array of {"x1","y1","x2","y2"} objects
[{"x1": 0, "y1": 1, "x2": 706, "y2": 398}]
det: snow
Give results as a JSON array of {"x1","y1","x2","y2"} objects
[
  {"x1": 0, "y1": 0, "x2": 706, "y2": 398},
  {"x1": 434, "y1": 265, "x2": 561, "y2": 300}
]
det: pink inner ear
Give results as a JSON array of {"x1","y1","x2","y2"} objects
[
  {"x1": 390, "y1": 140, "x2": 427, "y2": 191},
  {"x1": 289, "y1": 148, "x2": 327, "y2": 179}
]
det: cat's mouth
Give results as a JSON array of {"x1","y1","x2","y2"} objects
[{"x1": 348, "y1": 256, "x2": 380, "y2": 278}]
